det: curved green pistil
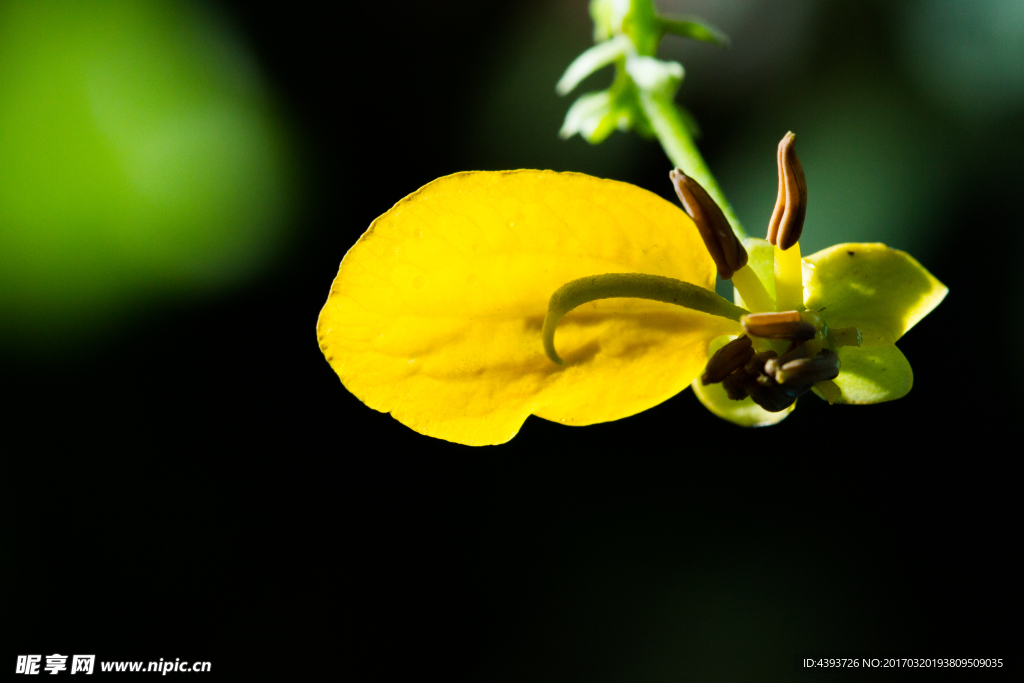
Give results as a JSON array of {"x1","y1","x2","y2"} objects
[{"x1": 543, "y1": 273, "x2": 748, "y2": 365}]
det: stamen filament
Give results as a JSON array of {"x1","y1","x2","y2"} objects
[
  {"x1": 543, "y1": 273, "x2": 748, "y2": 365},
  {"x1": 773, "y1": 241, "x2": 804, "y2": 311},
  {"x1": 731, "y1": 265, "x2": 775, "y2": 313},
  {"x1": 814, "y1": 379, "x2": 843, "y2": 405}
]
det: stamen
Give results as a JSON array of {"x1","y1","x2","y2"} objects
[
  {"x1": 701, "y1": 335, "x2": 754, "y2": 385},
  {"x1": 745, "y1": 377, "x2": 798, "y2": 413},
  {"x1": 670, "y1": 168, "x2": 748, "y2": 280},
  {"x1": 772, "y1": 349, "x2": 841, "y2": 386},
  {"x1": 706, "y1": 337, "x2": 838, "y2": 413},
  {"x1": 764, "y1": 341, "x2": 808, "y2": 378},
  {"x1": 720, "y1": 350, "x2": 777, "y2": 402},
  {"x1": 773, "y1": 239, "x2": 804, "y2": 311},
  {"x1": 765, "y1": 132, "x2": 806, "y2": 251},
  {"x1": 741, "y1": 311, "x2": 816, "y2": 341},
  {"x1": 722, "y1": 369, "x2": 750, "y2": 401},
  {"x1": 741, "y1": 351, "x2": 796, "y2": 411},
  {"x1": 745, "y1": 350, "x2": 778, "y2": 373}
]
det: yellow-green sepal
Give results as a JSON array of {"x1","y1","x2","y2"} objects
[
  {"x1": 830, "y1": 344, "x2": 913, "y2": 404},
  {"x1": 803, "y1": 243, "x2": 947, "y2": 346},
  {"x1": 690, "y1": 336, "x2": 794, "y2": 427}
]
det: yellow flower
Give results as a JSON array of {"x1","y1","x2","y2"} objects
[
  {"x1": 679, "y1": 134, "x2": 947, "y2": 427},
  {"x1": 317, "y1": 138, "x2": 946, "y2": 444},
  {"x1": 317, "y1": 170, "x2": 738, "y2": 445}
]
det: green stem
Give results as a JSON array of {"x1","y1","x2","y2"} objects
[
  {"x1": 637, "y1": 91, "x2": 746, "y2": 239},
  {"x1": 543, "y1": 273, "x2": 748, "y2": 365}
]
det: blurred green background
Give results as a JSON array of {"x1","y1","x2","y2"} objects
[
  {"x1": 0, "y1": 0, "x2": 294, "y2": 351},
  {"x1": 3, "y1": 0, "x2": 1018, "y2": 680}
]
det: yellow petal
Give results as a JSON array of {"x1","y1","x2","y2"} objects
[
  {"x1": 803, "y1": 243, "x2": 947, "y2": 345},
  {"x1": 317, "y1": 170, "x2": 738, "y2": 445}
]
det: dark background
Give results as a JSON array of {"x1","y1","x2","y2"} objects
[{"x1": 2, "y1": 0, "x2": 1017, "y2": 679}]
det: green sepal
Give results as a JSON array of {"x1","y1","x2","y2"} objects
[
  {"x1": 831, "y1": 344, "x2": 913, "y2": 404},
  {"x1": 803, "y1": 243, "x2": 947, "y2": 346}
]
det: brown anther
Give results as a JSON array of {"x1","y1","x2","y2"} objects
[
  {"x1": 721, "y1": 370, "x2": 750, "y2": 401},
  {"x1": 670, "y1": 168, "x2": 748, "y2": 280},
  {"x1": 766, "y1": 132, "x2": 807, "y2": 250},
  {"x1": 764, "y1": 342, "x2": 808, "y2": 378},
  {"x1": 741, "y1": 311, "x2": 816, "y2": 341},
  {"x1": 704, "y1": 339, "x2": 834, "y2": 414},
  {"x1": 744, "y1": 350, "x2": 777, "y2": 374},
  {"x1": 701, "y1": 335, "x2": 754, "y2": 385},
  {"x1": 745, "y1": 377, "x2": 798, "y2": 413},
  {"x1": 773, "y1": 349, "x2": 840, "y2": 386}
]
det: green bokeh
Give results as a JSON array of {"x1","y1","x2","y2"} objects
[{"x1": 0, "y1": 0, "x2": 294, "y2": 348}]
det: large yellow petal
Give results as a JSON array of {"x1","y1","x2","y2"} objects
[
  {"x1": 803, "y1": 243, "x2": 947, "y2": 345},
  {"x1": 317, "y1": 170, "x2": 738, "y2": 445}
]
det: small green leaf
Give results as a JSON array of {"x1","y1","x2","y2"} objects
[
  {"x1": 804, "y1": 243, "x2": 947, "y2": 345},
  {"x1": 658, "y1": 16, "x2": 730, "y2": 46},
  {"x1": 556, "y1": 35, "x2": 634, "y2": 96},
  {"x1": 832, "y1": 344, "x2": 913, "y2": 404}
]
